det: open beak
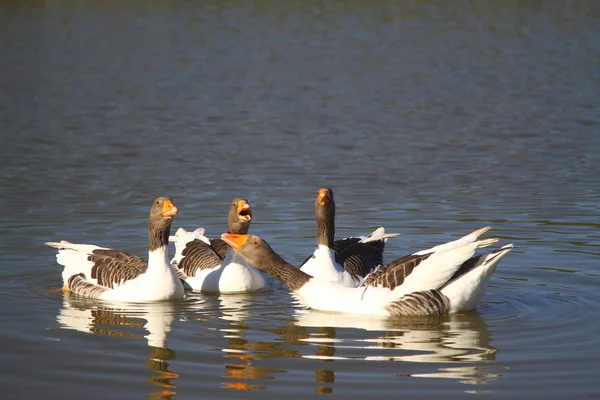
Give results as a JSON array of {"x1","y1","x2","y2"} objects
[
  {"x1": 162, "y1": 200, "x2": 178, "y2": 218},
  {"x1": 317, "y1": 188, "x2": 331, "y2": 205},
  {"x1": 237, "y1": 200, "x2": 252, "y2": 222},
  {"x1": 221, "y1": 233, "x2": 250, "y2": 251}
]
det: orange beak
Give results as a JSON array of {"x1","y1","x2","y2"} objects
[
  {"x1": 162, "y1": 200, "x2": 178, "y2": 218},
  {"x1": 236, "y1": 200, "x2": 252, "y2": 221},
  {"x1": 221, "y1": 233, "x2": 250, "y2": 251},
  {"x1": 317, "y1": 188, "x2": 331, "y2": 205}
]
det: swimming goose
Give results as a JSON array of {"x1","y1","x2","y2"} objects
[
  {"x1": 221, "y1": 228, "x2": 513, "y2": 316},
  {"x1": 170, "y1": 198, "x2": 265, "y2": 293},
  {"x1": 299, "y1": 188, "x2": 399, "y2": 287},
  {"x1": 46, "y1": 197, "x2": 184, "y2": 302}
]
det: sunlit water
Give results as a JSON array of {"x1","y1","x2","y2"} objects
[{"x1": 1, "y1": 1, "x2": 600, "y2": 399}]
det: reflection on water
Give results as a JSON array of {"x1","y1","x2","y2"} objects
[
  {"x1": 215, "y1": 293, "x2": 288, "y2": 392},
  {"x1": 176, "y1": 292, "x2": 503, "y2": 395},
  {"x1": 57, "y1": 296, "x2": 180, "y2": 399},
  {"x1": 294, "y1": 310, "x2": 499, "y2": 392}
]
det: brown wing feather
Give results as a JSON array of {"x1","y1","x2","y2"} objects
[
  {"x1": 385, "y1": 289, "x2": 450, "y2": 316},
  {"x1": 178, "y1": 239, "x2": 223, "y2": 277},
  {"x1": 332, "y1": 237, "x2": 386, "y2": 280},
  {"x1": 88, "y1": 249, "x2": 148, "y2": 289},
  {"x1": 361, "y1": 252, "x2": 434, "y2": 291},
  {"x1": 209, "y1": 238, "x2": 229, "y2": 260},
  {"x1": 67, "y1": 273, "x2": 109, "y2": 298}
]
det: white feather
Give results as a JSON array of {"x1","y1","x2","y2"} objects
[
  {"x1": 182, "y1": 247, "x2": 265, "y2": 293},
  {"x1": 171, "y1": 227, "x2": 266, "y2": 293},
  {"x1": 47, "y1": 241, "x2": 107, "y2": 286},
  {"x1": 389, "y1": 239, "x2": 486, "y2": 297},
  {"x1": 287, "y1": 228, "x2": 512, "y2": 316},
  {"x1": 442, "y1": 244, "x2": 514, "y2": 313},
  {"x1": 300, "y1": 227, "x2": 394, "y2": 287},
  {"x1": 357, "y1": 227, "x2": 400, "y2": 244},
  {"x1": 98, "y1": 248, "x2": 184, "y2": 301},
  {"x1": 296, "y1": 236, "x2": 483, "y2": 315},
  {"x1": 46, "y1": 241, "x2": 184, "y2": 302},
  {"x1": 299, "y1": 245, "x2": 356, "y2": 286}
]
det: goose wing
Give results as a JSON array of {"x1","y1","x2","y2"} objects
[
  {"x1": 176, "y1": 239, "x2": 223, "y2": 277},
  {"x1": 88, "y1": 249, "x2": 148, "y2": 289}
]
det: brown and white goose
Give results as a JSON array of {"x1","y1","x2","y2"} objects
[
  {"x1": 299, "y1": 188, "x2": 399, "y2": 287},
  {"x1": 222, "y1": 228, "x2": 513, "y2": 316},
  {"x1": 46, "y1": 197, "x2": 185, "y2": 302},
  {"x1": 169, "y1": 198, "x2": 265, "y2": 293}
]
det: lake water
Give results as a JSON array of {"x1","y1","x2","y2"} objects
[{"x1": 1, "y1": 1, "x2": 600, "y2": 399}]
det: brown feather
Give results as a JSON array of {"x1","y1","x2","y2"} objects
[
  {"x1": 209, "y1": 238, "x2": 229, "y2": 260},
  {"x1": 88, "y1": 249, "x2": 148, "y2": 289},
  {"x1": 362, "y1": 252, "x2": 434, "y2": 291},
  {"x1": 332, "y1": 237, "x2": 386, "y2": 280},
  {"x1": 177, "y1": 239, "x2": 223, "y2": 277},
  {"x1": 385, "y1": 289, "x2": 450, "y2": 316},
  {"x1": 67, "y1": 273, "x2": 108, "y2": 298}
]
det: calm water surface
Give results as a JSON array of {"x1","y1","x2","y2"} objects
[{"x1": 1, "y1": 1, "x2": 600, "y2": 399}]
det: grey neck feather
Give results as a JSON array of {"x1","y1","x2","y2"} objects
[
  {"x1": 315, "y1": 202, "x2": 335, "y2": 247},
  {"x1": 148, "y1": 217, "x2": 172, "y2": 252},
  {"x1": 259, "y1": 253, "x2": 311, "y2": 291}
]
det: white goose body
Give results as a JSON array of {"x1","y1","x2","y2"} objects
[
  {"x1": 173, "y1": 234, "x2": 265, "y2": 293},
  {"x1": 295, "y1": 235, "x2": 486, "y2": 315},
  {"x1": 47, "y1": 197, "x2": 185, "y2": 302},
  {"x1": 104, "y1": 248, "x2": 183, "y2": 302},
  {"x1": 300, "y1": 228, "x2": 399, "y2": 287},
  {"x1": 301, "y1": 189, "x2": 399, "y2": 287},
  {"x1": 169, "y1": 199, "x2": 265, "y2": 294},
  {"x1": 293, "y1": 279, "x2": 392, "y2": 316},
  {"x1": 300, "y1": 245, "x2": 354, "y2": 287},
  {"x1": 52, "y1": 242, "x2": 183, "y2": 302},
  {"x1": 294, "y1": 244, "x2": 512, "y2": 316},
  {"x1": 222, "y1": 227, "x2": 513, "y2": 317}
]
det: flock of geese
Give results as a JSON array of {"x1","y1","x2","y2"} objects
[{"x1": 46, "y1": 188, "x2": 513, "y2": 317}]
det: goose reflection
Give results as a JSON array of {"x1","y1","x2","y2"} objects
[
  {"x1": 198, "y1": 293, "x2": 294, "y2": 392},
  {"x1": 56, "y1": 295, "x2": 180, "y2": 399},
  {"x1": 294, "y1": 310, "x2": 500, "y2": 392}
]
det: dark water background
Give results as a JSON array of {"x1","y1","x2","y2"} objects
[{"x1": 1, "y1": 1, "x2": 600, "y2": 398}]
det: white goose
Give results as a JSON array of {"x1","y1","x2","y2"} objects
[
  {"x1": 300, "y1": 188, "x2": 399, "y2": 287},
  {"x1": 46, "y1": 197, "x2": 184, "y2": 302},
  {"x1": 170, "y1": 198, "x2": 265, "y2": 293},
  {"x1": 221, "y1": 227, "x2": 513, "y2": 316}
]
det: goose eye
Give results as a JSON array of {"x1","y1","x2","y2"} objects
[
  {"x1": 156, "y1": 200, "x2": 160, "y2": 205},
  {"x1": 252, "y1": 240, "x2": 258, "y2": 245}
]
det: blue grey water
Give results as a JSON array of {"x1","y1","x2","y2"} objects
[{"x1": 1, "y1": 1, "x2": 599, "y2": 399}]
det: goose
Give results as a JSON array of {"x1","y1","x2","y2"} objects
[
  {"x1": 299, "y1": 188, "x2": 399, "y2": 287},
  {"x1": 169, "y1": 198, "x2": 265, "y2": 293},
  {"x1": 46, "y1": 197, "x2": 185, "y2": 302},
  {"x1": 221, "y1": 227, "x2": 513, "y2": 316}
]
